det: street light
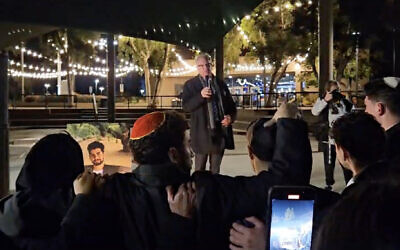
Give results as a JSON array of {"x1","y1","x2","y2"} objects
[
  {"x1": 94, "y1": 79, "x2": 99, "y2": 93},
  {"x1": 352, "y1": 31, "x2": 361, "y2": 92},
  {"x1": 44, "y1": 83, "x2": 51, "y2": 95},
  {"x1": 99, "y1": 86, "x2": 105, "y2": 95}
]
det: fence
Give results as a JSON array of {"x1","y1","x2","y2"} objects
[{"x1": 9, "y1": 91, "x2": 365, "y2": 110}]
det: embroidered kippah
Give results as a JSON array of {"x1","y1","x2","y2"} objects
[
  {"x1": 383, "y1": 77, "x2": 400, "y2": 89},
  {"x1": 130, "y1": 112, "x2": 166, "y2": 140}
]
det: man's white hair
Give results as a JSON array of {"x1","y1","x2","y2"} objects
[{"x1": 195, "y1": 53, "x2": 211, "y2": 64}]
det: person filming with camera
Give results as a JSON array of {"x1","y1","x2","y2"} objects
[{"x1": 312, "y1": 80, "x2": 353, "y2": 190}]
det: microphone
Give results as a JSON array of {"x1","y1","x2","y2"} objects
[
  {"x1": 205, "y1": 75, "x2": 215, "y2": 130},
  {"x1": 206, "y1": 75, "x2": 211, "y2": 88}
]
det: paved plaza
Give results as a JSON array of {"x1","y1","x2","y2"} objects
[{"x1": 9, "y1": 129, "x2": 347, "y2": 193}]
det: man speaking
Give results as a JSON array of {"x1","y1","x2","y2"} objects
[{"x1": 182, "y1": 53, "x2": 236, "y2": 173}]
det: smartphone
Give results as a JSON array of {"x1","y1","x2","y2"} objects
[{"x1": 266, "y1": 186, "x2": 316, "y2": 250}]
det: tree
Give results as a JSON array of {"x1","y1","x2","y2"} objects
[
  {"x1": 223, "y1": 27, "x2": 245, "y2": 69},
  {"x1": 340, "y1": 0, "x2": 400, "y2": 77},
  {"x1": 292, "y1": 0, "x2": 373, "y2": 85},
  {"x1": 118, "y1": 37, "x2": 175, "y2": 106},
  {"x1": 40, "y1": 29, "x2": 99, "y2": 104},
  {"x1": 240, "y1": 0, "x2": 311, "y2": 106}
]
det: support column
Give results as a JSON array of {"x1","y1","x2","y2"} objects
[
  {"x1": 318, "y1": 0, "x2": 333, "y2": 95},
  {"x1": 0, "y1": 51, "x2": 9, "y2": 198},
  {"x1": 20, "y1": 43, "x2": 24, "y2": 101},
  {"x1": 107, "y1": 34, "x2": 116, "y2": 122},
  {"x1": 216, "y1": 36, "x2": 224, "y2": 81}
]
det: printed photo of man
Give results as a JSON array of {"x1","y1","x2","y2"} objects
[{"x1": 86, "y1": 141, "x2": 129, "y2": 175}]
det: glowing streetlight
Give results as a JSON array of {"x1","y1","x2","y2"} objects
[
  {"x1": 44, "y1": 83, "x2": 51, "y2": 95},
  {"x1": 94, "y1": 79, "x2": 99, "y2": 93},
  {"x1": 99, "y1": 86, "x2": 105, "y2": 95}
]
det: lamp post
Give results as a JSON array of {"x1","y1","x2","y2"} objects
[
  {"x1": 94, "y1": 78, "x2": 99, "y2": 94},
  {"x1": 44, "y1": 83, "x2": 51, "y2": 95},
  {"x1": 352, "y1": 32, "x2": 361, "y2": 92}
]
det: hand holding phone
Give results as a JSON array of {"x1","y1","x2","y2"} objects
[{"x1": 230, "y1": 217, "x2": 266, "y2": 250}]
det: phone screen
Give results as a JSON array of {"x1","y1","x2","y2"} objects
[{"x1": 269, "y1": 199, "x2": 314, "y2": 250}]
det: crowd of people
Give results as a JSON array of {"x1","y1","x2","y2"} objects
[{"x1": 1, "y1": 54, "x2": 400, "y2": 249}]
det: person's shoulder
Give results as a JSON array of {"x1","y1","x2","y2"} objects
[
  {"x1": 184, "y1": 76, "x2": 199, "y2": 86},
  {"x1": 84, "y1": 165, "x2": 93, "y2": 172},
  {"x1": 104, "y1": 165, "x2": 131, "y2": 175}
]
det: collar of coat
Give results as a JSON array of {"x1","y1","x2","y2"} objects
[{"x1": 132, "y1": 162, "x2": 190, "y2": 187}]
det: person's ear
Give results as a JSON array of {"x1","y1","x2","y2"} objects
[
  {"x1": 376, "y1": 102, "x2": 385, "y2": 116},
  {"x1": 248, "y1": 146, "x2": 255, "y2": 160},
  {"x1": 168, "y1": 147, "x2": 179, "y2": 164},
  {"x1": 342, "y1": 147, "x2": 351, "y2": 162}
]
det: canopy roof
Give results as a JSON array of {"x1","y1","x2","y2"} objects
[{"x1": 0, "y1": 0, "x2": 263, "y2": 50}]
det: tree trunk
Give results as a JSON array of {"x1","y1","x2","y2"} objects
[
  {"x1": 311, "y1": 58, "x2": 319, "y2": 81},
  {"x1": 152, "y1": 44, "x2": 171, "y2": 106},
  {"x1": 266, "y1": 67, "x2": 279, "y2": 107},
  {"x1": 267, "y1": 63, "x2": 289, "y2": 107},
  {"x1": 143, "y1": 63, "x2": 151, "y2": 105},
  {"x1": 262, "y1": 62, "x2": 267, "y2": 107}
]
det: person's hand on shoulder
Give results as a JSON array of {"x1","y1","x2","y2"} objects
[
  {"x1": 229, "y1": 217, "x2": 266, "y2": 250},
  {"x1": 166, "y1": 182, "x2": 196, "y2": 219},
  {"x1": 73, "y1": 171, "x2": 98, "y2": 195}
]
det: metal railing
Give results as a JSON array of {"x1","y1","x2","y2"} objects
[
  {"x1": 115, "y1": 95, "x2": 182, "y2": 109},
  {"x1": 10, "y1": 94, "x2": 79, "y2": 109},
  {"x1": 9, "y1": 91, "x2": 365, "y2": 110},
  {"x1": 231, "y1": 91, "x2": 365, "y2": 109}
]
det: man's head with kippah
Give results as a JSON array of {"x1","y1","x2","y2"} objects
[
  {"x1": 129, "y1": 111, "x2": 193, "y2": 174},
  {"x1": 246, "y1": 118, "x2": 277, "y2": 174},
  {"x1": 364, "y1": 77, "x2": 400, "y2": 130}
]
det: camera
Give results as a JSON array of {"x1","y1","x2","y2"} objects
[{"x1": 331, "y1": 89, "x2": 344, "y2": 101}]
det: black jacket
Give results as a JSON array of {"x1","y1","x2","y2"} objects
[
  {"x1": 341, "y1": 161, "x2": 391, "y2": 197},
  {"x1": 386, "y1": 122, "x2": 400, "y2": 167},
  {"x1": 182, "y1": 75, "x2": 237, "y2": 154},
  {"x1": 93, "y1": 163, "x2": 195, "y2": 250}
]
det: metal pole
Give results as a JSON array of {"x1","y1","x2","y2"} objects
[
  {"x1": 21, "y1": 42, "x2": 24, "y2": 101},
  {"x1": 318, "y1": 0, "x2": 334, "y2": 96},
  {"x1": 107, "y1": 34, "x2": 116, "y2": 122},
  {"x1": 355, "y1": 36, "x2": 359, "y2": 91},
  {"x1": 0, "y1": 51, "x2": 10, "y2": 197},
  {"x1": 393, "y1": 28, "x2": 396, "y2": 76},
  {"x1": 57, "y1": 51, "x2": 61, "y2": 95}
]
